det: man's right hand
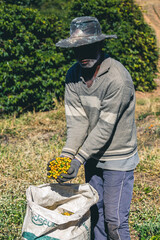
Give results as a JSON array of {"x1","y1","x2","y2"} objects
[{"x1": 57, "y1": 158, "x2": 81, "y2": 183}]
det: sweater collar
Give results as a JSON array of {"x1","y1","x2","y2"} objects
[{"x1": 97, "y1": 54, "x2": 111, "y2": 77}]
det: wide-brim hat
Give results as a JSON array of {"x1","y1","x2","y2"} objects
[{"x1": 56, "y1": 16, "x2": 117, "y2": 48}]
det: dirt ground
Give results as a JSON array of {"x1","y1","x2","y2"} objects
[{"x1": 135, "y1": 0, "x2": 160, "y2": 47}]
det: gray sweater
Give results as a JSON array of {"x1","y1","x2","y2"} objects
[{"x1": 61, "y1": 56, "x2": 138, "y2": 170}]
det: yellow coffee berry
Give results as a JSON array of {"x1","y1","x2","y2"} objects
[
  {"x1": 61, "y1": 211, "x2": 73, "y2": 216},
  {"x1": 47, "y1": 157, "x2": 71, "y2": 180}
]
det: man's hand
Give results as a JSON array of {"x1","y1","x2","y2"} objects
[{"x1": 57, "y1": 158, "x2": 81, "y2": 183}]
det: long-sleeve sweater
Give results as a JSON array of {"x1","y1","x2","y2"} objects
[{"x1": 61, "y1": 56, "x2": 139, "y2": 171}]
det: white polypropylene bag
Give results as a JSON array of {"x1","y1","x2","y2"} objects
[{"x1": 22, "y1": 183, "x2": 99, "y2": 240}]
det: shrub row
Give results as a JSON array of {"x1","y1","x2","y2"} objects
[
  {"x1": 0, "y1": 0, "x2": 159, "y2": 114},
  {"x1": 0, "y1": 3, "x2": 70, "y2": 113}
]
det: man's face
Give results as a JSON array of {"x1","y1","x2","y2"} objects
[{"x1": 73, "y1": 42, "x2": 101, "y2": 68}]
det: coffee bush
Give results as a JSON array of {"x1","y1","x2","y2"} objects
[{"x1": 0, "y1": 2, "x2": 69, "y2": 113}]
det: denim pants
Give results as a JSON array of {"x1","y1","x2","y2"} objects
[{"x1": 85, "y1": 160, "x2": 134, "y2": 240}]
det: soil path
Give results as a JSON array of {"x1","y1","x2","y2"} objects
[{"x1": 135, "y1": 0, "x2": 160, "y2": 48}]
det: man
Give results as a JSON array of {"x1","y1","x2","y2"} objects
[{"x1": 48, "y1": 16, "x2": 139, "y2": 240}]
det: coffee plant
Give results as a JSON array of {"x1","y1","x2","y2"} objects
[
  {"x1": 0, "y1": 2, "x2": 69, "y2": 113},
  {"x1": 0, "y1": 0, "x2": 159, "y2": 114}
]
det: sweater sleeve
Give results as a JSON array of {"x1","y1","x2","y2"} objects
[
  {"x1": 75, "y1": 85, "x2": 134, "y2": 163},
  {"x1": 61, "y1": 76, "x2": 89, "y2": 161}
]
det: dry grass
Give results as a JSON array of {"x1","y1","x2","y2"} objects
[{"x1": 130, "y1": 89, "x2": 160, "y2": 239}]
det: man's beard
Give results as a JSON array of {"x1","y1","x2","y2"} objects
[{"x1": 79, "y1": 53, "x2": 101, "y2": 69}]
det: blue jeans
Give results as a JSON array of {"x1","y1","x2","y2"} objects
[{"x1": 85, "y1": 160, "x2": 134, "y2": 240}]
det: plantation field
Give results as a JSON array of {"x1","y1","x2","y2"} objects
[
  {"x1": 0, "y1": 1, "x2": 160, "y2": 238},
  {"x1": 0, "y1": 81, "x2": 160, "y2": 239}
]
